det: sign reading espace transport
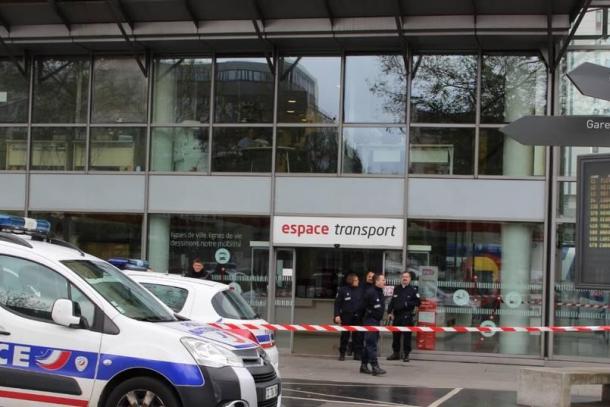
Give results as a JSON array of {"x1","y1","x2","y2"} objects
[{"x1": 272, "y1": 216, "x2": 404, "y2": 248}]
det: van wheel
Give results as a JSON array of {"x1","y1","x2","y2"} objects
[{"x1": 105, "y1": 377, "x2": 180, "y2": 407}]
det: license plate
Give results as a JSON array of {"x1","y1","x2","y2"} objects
[{"x1": 265, "y1": 384, "x2": 278, "y2": 400}]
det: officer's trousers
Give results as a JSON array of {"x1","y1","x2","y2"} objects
[
  {"x1": 362, "y1": 317, "x2": 380, "y2": 365},
  {"x1": 392, "y1": 314, "x2": 413, "y2": 355},
  {"x1": 339, "y1": 313, "x2": 363, "y2": 355}
]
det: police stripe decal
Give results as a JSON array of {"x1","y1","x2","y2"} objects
[
  {"x1": 0, "y1": 341, "x2": 204, "y2": 386},
  {"x1": 0, "y1": 389, "x2": 88, "y2": 406}
]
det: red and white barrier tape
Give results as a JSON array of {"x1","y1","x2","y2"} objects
[
  {"x1": 210, "y1": 322, "x2": 610, "y2": 334},
  {"x1": 556, "y1": 302, "x2": 610, "y2": 309}
]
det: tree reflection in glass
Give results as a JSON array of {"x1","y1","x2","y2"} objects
[
  {"x1": 345, "y1": 55, "x2": 406, "y2": 123},
  {"x1": 481, "y1": 55, "x2": 547, "y2": 123},
  {"x1": 411, "y1": 55, "x2": 477, "y2": 123},
  {"x1": 33, "y1": 58, "x2": 89, "y2": 123}
]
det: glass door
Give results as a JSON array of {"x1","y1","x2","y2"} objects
[{"x1": 274, "y1": 248, "x2": 295, "y2": 351}]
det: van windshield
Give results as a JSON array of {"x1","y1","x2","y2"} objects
[
  {"x1": 212, "y1": 289, "x2": 258, "y2": 320},
  {"x1": 62, "y1": 260, "x2": 175, "y2": 322}
]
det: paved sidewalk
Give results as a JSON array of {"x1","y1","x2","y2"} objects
[{"x1": 278, "y1": 354, "x2": 604, "y2": 397}]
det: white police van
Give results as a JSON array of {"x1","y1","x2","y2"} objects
[{"x1": 0, "y1": 215, "x2": 281, "y2": 407}]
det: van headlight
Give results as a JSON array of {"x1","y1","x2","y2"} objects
[{"x1": 181, "y1": 337, "x2": 244, "y2": 368}]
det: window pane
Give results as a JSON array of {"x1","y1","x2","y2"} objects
[
  {"x1": 561, "y1": 51, "x2": 610, "y2": 115},
  {"x1": 148, "y1": 214, "x2": 270, "y2": 315},
  {"x1": 90, "y1": 127, "x2": 146, "y2": 171},
  {"x1": 141, "y1": 283, "x2": 189, "y2": 312},
  {"x1": 151, "y1": 127, "x2": 208, "y2": 172},
  {"x1": 31, "y1": 212, "x2": 143, "y2": 260},
  {"x1": 411, "y1": 55, "x2": 477, "y2": 123},
  {"x1": 560, "y1": 146, "x2": 610, "y2": 177},
  {"x1": 0, "y1": 128, "x2": 27, "y2": 170},
  {"x1": 407, "y1": 220, "x2": 543, "y2": 355},
  {"x1": 215, "y1": 58, "x2": 274, "y2": 123},
  {"x1": 553, "y1": 223, "x2": 610, "y2": 358},
  {"x1": 92, "y1": 57, "x2": 148, "y2": 123},
  {"x1": 33, "y1": 58, "x2": 89, "y2": 123},
  {"x1": 0, "y1": 60, "x2": 28, "y2": 123},
  {"x1": 409, "y1": 127, "x2": 474, "y2": 175},
  {"x1": 481, "y1": 56, "x2": 547, "y2": 123},
  {"x1": 558, "y1": 182, "x2": 577, "y2": 219},
  {"x1": 344, "y1": 55, "x2": 406, "y2": 123},
  {"x1": 574, "y1": 8, "x2": 604, "y2": 36},
  {"x1": 0, "y1": 255, "x2": 69, "y2": 322},
  {"x1": 31, "y1": 127, "x2": 86, "y2": 171},
  {"x1": 278, "y1": 57, "x2": 340, "y2": 123},
  {"x1": 212, "y1": 127, "x2": 272, "y2": 172},
  {"x1": 212, "y1": 290, "x2": 258, "y2": 319},
  {"x1": 342, "y1": 127, "x2": 405, "y2": 175},
  {"x1": 478, "y1": 128, "x2": 545, "y2": 176},
  {"x1": 70, "y1": 284, "x2": 95, "y2": 328},
  {"x1": 276, "y1": 127, "x2": 337, "y2": 173},
  {"x1": 153, "y1": 58, "x2": 211, "y2": 124}
]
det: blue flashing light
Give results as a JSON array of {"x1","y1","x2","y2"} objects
[
  {"x1": 108, "y1": 257, "x2": 150, "y2": 271},
  {"x1": 0, "y1": 214, "x2": 51, "y2": 234}
]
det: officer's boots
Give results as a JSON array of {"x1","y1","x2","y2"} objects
[
  {"x1": 386, "y1": 352, "x2": 400, "y2": 360},
  {"x1": 359, "y1": 362, "x2": 372, "y2": 374},
  {"x1": 339, "y1": 353, "x2": 345, "y2": 361},
  {"x1": 371, "y1": 363, "x2": 386, "y2": 376}
]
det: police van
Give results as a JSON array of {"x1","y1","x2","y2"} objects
[{"x1": 0, "y1": 215, "x2": 281, "y2": 407}]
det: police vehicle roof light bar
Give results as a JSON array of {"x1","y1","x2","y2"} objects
[{"x1": 0, "y1": 214, "x2": 51, "y2": 235}]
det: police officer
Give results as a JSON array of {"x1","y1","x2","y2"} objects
[
  {"x1": 360, "y1": 273, "x2": 386, "y2": 376},
  {"x1": 334, "y1": 273, "x2": 364, "y2": 361},
  {"x1": 387, "y1": 271, "x2": 420, "y2": 362}
]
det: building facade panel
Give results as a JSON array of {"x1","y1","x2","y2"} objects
[
  {"x1": 407, "y1": 178, "x2": 546, "y2": 221},
  {"x1": 29, "y1": 174, "x2": 145, "y2": 212},
  {"x1": 0, "y1": 174, "x2": 26, "y2": 210},
  {"x1": 274, "y1": 177, "x2": 404, "y2": 216},
  {"x1": 148, "y1": 175, "x2": 271, "y2": 214}
]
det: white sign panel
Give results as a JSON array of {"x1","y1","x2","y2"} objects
[{"x1": 273, "y1": 216, "x2": 403, "y2": 248}]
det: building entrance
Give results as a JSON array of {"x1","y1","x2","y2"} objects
[{"x1": 271, "y1": 247, "x2": 402, "y2": 355}]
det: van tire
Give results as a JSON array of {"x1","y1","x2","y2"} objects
[{"x1": 104, "y1": 376, "x2": 180, "y2": 407}]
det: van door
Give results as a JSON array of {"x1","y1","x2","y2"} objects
[{"x1": 0, "y1": 254, "x2": 102, "y2": 406}]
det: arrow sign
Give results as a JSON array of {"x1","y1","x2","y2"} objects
[
  {"x1": 501, "y1": 116, "x2": 610, "y2": 146},
  {"x1": 567, "y1": 62, "x2": 610, "y2": 102}
]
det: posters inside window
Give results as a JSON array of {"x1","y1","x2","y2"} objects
[{"x1": 148, "y1": 214, "x2": 270, "y2": 313}]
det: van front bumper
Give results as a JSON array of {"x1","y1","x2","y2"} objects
[{"x1": 175, "y1": 363, "x2": 281, "y2": 407}]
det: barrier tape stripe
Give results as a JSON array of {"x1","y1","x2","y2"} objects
[{"x1": 209, "y1": 322, "x2": 610, "y2": 334}]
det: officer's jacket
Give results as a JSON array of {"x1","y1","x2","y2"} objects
[
  {"x1": 388, "y1": 284, "x2": 421, "y2": 316},
  {"x1": 334, "y1": 285, "x2": 364, "y2": 316},
  {"x1": 363, "y1": 285, "x2": 386, "y2": 321}
]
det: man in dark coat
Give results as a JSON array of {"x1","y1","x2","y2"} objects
[
  {"x1": 387, "y1": 271, "x2": 420, "y2": 362},
  {"x1": 334, "y1": 273, "x2": 364, "y2": 360},
  {"x1": 360, "y1": 274, "x2": 387, "y2": 376}
]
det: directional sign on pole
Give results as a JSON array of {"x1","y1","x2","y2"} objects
[
  {"x1": 568, "y1": 62, "x2": 610, "y2": 102},
  {"x1": 500, "y1": 116, "x2": 610, "y2": 146}
]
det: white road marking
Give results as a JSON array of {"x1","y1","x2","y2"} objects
[
  {"x1": 426, "y1": 388, "x2": 462, "y2": 407},
  {"x1": 283, "y1": 388, "x2": 415, "y2": 406},
  {"x1": 282, "y1": 395, "x2": 418, "y2": 407}
]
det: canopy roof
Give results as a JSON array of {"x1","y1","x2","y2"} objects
[{"x1": 0, "y1": 0, "x2": 590, "y2": 56}]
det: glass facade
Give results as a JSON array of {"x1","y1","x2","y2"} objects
[
  {"x1": 29, "y1": 212, "x2": 143, "y2": 260},
  {"x1": 147, "y1": 214, "x2": 270, "y2": 316},
  {"x1": 2, "y1": 36, "x2": 606, "y2": 363}
]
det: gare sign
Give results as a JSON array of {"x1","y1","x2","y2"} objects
[
  {"x1": 272, "y1": 216, "x2": 403, "y2": 248},
  {"x1": 500, "y1": 116, "x2": 610, "y2": 146}
]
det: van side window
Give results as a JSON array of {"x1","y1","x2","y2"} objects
[
  {"x1": 140, "y1": 283, "x2": 188, "y2": 313},
  {"x1": 0, "y1": 255, "x2": 94, "y2": 327}
]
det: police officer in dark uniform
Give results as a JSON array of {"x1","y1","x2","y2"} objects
[
  {"x1": 334, "y1": 273, "x2": 364, "y2": 361},
  {"x1": 387, "y1": 271, "x2": 420, "y2": 362},
  {"x1": 360, "y1": 273, "x2": 386, "y2": 376}
]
